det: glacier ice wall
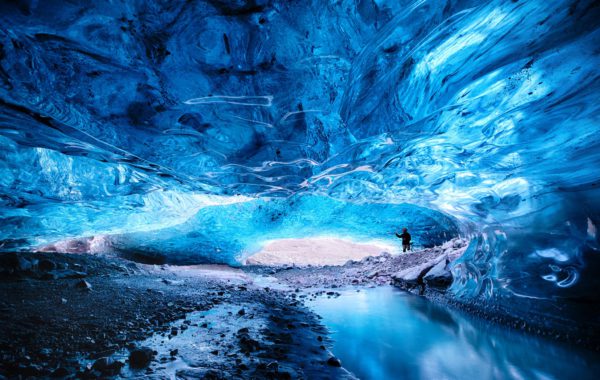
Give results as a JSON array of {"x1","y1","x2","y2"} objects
[
  {"x1": 0, "y1": 1, "x2": 599, "y2": 330},
  {"x1": 107, "y1": 196, "x2": 459, "y2": 264}
]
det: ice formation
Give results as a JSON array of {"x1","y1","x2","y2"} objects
[{"x1": 0, "y1": 1, "x2": 599, "y2": 327}]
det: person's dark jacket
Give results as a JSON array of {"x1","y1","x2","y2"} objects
[{"x1": 396, "y1": 232, "x2": 411, "y2": 245}]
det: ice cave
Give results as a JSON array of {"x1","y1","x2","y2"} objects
[{"x1": 0, "y1": 0, "x2": 599, "y2": 379}]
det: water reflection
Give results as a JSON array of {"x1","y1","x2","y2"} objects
[{"x1": 308, "y1": 287, "x2": 600, "y2": 380}]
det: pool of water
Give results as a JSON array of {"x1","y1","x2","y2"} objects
[{"x1": 307, "y1": 286, "x2": 600, "y2": 380}]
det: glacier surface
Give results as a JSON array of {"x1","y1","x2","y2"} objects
[{"x1": 0, "y1": 0, "x2": 599, "y2": 329}]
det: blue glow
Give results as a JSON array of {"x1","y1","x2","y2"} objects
[
  {"x1": 0, "y1": 0, "x2": 599, "y2": 329},
  {"x1": 309, "y1": 287, "x2": 600, "y2": 380}
]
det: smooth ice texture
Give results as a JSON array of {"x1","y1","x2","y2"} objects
[
  {"x1": 107, "y1": 196, "x2": 458, "y2": 264},
  {"x1": 0, "y1": 1, "x2": 599, "y2": 327},
  {"x1": 309, "y1": 287, "x2": 600, "y2": 380}
]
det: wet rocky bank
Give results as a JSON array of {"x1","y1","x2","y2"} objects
[
  {"x1": 0, "y1": 252, "x2": 352, "y2": 379},
  {"x1": 0, "y1": 237, "x2": 597, "y2": 379}
]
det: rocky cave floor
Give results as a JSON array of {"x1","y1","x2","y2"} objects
[
  {"x1": 0, "y1": 237, "x2": 587, "y2": 379},
  {"x1": 0, "y1": 249, "x2": 358, "y2": 380}
]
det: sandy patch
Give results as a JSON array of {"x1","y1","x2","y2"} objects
[
  {"x1": 244, "y1": 237, "x2": 396, "y2": 266},
  {"x1": 162, "y1": 264, "x2": 251, "y2": 283}
]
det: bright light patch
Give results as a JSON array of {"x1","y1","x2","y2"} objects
[{"x1": 244, "y1": 236, "x2": 398, "y2": 266}]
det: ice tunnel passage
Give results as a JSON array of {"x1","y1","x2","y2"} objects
[{"x1": 0, "y1": 0, "x2": 600, "y2": 345}]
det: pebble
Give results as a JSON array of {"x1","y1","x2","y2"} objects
[{"x1": 75, "y1": 280, "x2": 92, "y2": 290}]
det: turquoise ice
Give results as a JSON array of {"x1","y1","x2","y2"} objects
[{"x1": 0, "y1": 0, "x2": 598, "y2": 334}]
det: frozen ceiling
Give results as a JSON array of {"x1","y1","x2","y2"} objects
[{"x1": 0, "y1": 1, "x2": 599, "y2": 325}]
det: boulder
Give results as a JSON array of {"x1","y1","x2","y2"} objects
[
  {"x1": 16, "y1": 256, "x2": 32, "y2": 272},
  {"x1": 38, "y1": 259, "x2": 56, "y2": 271},
  {"x1": 129, "y1": 347, "x2": 155, "y2": 368},
  {"x1": 0, "y1": 253, "x2": 32, "y2": 274},
  {"x1": 238, "y1": 332, "x2": 260, "y2": 353},
  {"x1": 422, "y1": 258, "x2": 453, "y2": 289},
  {"x1": 392, "y1": 255, "x2": 447, "y2": 293},
  {"x1": 92, "y1": 357, "x2": 123, "y2": 376},
  {"x1": 367, "y1": 270, "x2": 379, "y2": 278}
]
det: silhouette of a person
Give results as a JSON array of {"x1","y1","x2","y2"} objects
[{"x1": 395, "y1": 228, "x2": 411, "y2": 252}]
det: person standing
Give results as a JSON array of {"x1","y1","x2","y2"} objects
[{"x1": 395, "y1": 228, "x2": 411, "y2": 252}]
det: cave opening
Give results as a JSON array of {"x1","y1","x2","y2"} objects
[{"x1": 0, "y1": 0, "x2": 599, "y2": 378}]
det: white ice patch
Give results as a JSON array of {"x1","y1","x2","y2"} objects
[
  {"x1": 535, "y1": 248, "x2": 569, "y2": 262},
  {"x1": 587, "y1": 217, "x2": 597, "y2": 239}
]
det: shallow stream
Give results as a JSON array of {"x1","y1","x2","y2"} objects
[{"x1": 308, "y1": 286, "x2": 600, "y2": 380}]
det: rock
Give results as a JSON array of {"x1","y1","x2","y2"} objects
[
  {"x1": 237, "y1": 308, "x2": 245, "y2": 316},
  {"x1": 50, "y1": 367, "x2": 70, "y2": 378},
  {"x1": 392, "y1": 263, "x2": 430, "y2": 284},
  {"x1": 129, "y1": 347, "x2": 155, "y2": 368},
  {"x1": 43, "y1": 269, "x2": 87, "y2": 280},
  {"x1": 238, "y1": 333, "x2": 260, "y2": 353},
  {"x1": 0, "y1": 254, "x2": 32, "y2": 274},
  {"x1": 38, "y1": 259, "x2": 56, "y2": 271},
  {"x1": 18, "y1": 364, "x2": 45, "y2": 377},
  {"x1": 266, "y1": 361, "x2": 279, "y2": 371},
  {"x1": 38, "y1": 347, "x2": 52, "y2": 357},
  {"x1": 327, "y1": 356, "x2": 342, "y2": 367},
  {"x1": 16, "y1": 256, "x2": 32, "y2": 272},
  {"x1": 453, "y1": 238, "x2": 465, "y2": 248},
  {"x1": 75, "y1": 279, "x2": 92, "y2": 290},
  {"x1": 391, "y1": 256, "x2": 447, "y2": 293},
  {"x1": 92, "y1": 357, "x2": 123, "y2": 376},
  {"x1": 422, "y1": 258, "x2": 453, "y2": 289},
  {"x1": 176, "y1": 368, "x2": 227, "y2": 379},
  {"x1": 367, "y1": 270, "x2": 379, "y2": 278}
]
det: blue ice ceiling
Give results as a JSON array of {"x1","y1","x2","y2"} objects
[{"x1": 1, "y1": 0, "x2": 600, "y2": 324}]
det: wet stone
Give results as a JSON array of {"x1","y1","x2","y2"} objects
[
  {"x1": 92, "y1": 357, "x2": 123, "y2": 376},
  {"x1": 327, "y1": 356, "x2": 342, "y2": 367},
  {"x1": 128, "y1": 347, "x2": 155, "y2": 368},
  {"x1": 75, "y1": 279, "x2": 92, "y2": 290}
]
